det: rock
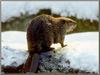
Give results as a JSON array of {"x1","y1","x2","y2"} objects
[{"x1": 38, "y1": 51, "x2": 70, "y2": 73}]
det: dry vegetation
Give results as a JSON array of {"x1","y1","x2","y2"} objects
[{"x1": 1, "y1": 9, "x2": 99, "y2": 33}]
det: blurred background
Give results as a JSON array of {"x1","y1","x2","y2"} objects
[{"x1": 1, "y1": 1, "x2": 99, "y2": 33}]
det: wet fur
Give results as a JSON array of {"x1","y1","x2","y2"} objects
[{"x1": 27, "y1": 14, "x2": 76, "y2": 55}]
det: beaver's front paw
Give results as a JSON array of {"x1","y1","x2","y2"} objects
[{"x1": 61, "y1": 44, "x2": 67, "y2": 47}]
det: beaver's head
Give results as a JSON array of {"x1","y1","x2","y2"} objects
[{"x1": 58, "y1": 17, "x2": 77, "y2": 33}]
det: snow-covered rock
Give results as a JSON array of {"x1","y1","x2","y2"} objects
[
  {"x1": 1, "y1": 31, "x2": 28, "y2": 67},
  {"x1": 1, "y1": 31, "x2": 99, "y2": 73}
]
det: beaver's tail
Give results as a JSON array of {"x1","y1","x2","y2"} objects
[{"x1": 21, "y1": 53, "x2": 40, "y2": 73}]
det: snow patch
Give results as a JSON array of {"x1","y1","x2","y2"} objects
[{"x1": 1, "y1": 31, "x2": 99, "y2": 73}]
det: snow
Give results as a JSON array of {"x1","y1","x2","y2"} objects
[
  {"x1": 1, "y1": 1, "x2": 98, "y2": 22},
  {"x1": 62, "y1": 32, "x2": 99, "y2": 73},
  {"x1": 2, "y1": 31, "x2": 27, "y2": 50},
  {"x1": 1, "y1": 31, "x2": 99, "y2": 73}
]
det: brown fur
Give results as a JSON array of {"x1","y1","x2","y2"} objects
[{"x1": 27, "y1": 14, "x2": 76, "y2": 55}]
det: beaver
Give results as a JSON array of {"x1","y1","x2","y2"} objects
[
  {"x1": 27, "y1": 14, "x2": 76, "y2": 55},
  {"x1": 23, "y1": 14, "x2": 76, "y2": 73}
]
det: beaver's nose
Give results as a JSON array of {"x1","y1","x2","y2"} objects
[{"x1": 72, "y1": 21, "x2": 77, "y2": 27}]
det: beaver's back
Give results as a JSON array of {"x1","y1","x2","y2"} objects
[{"x1": 27, "y1": 14, "x2": 54, "y2": 53}]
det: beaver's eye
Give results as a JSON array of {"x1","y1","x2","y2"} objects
[{"x1": 61, "y1": 19, "x2": 66, "y2": 24}]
